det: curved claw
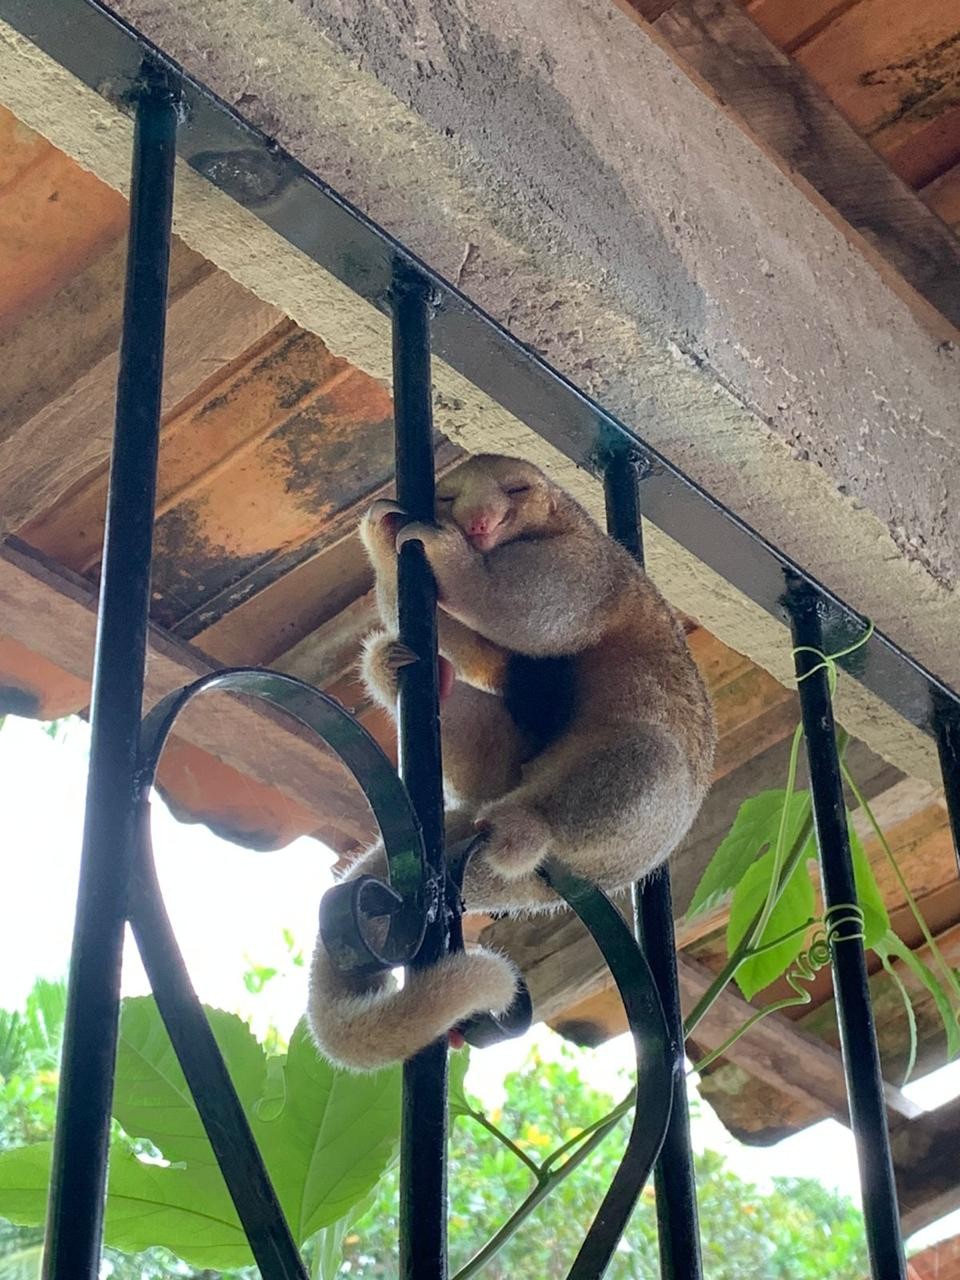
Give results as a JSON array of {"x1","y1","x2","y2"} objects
[
  {"x1": 382, "y1": 641, "x2": 420, "y2": 671},
  {"x1": 395, "y1": 520, "x2": 439, "y2": 551},
  {"x1": 367, "y1": 498, "x2": 407, "y2": 523}
]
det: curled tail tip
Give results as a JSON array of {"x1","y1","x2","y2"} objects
[{"x1": 307, "y1": 947, "x2": 521, "y2": 1072}]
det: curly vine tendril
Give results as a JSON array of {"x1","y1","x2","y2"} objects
[{"x1": 691, "y1": 903, "x2": 866, "y2": 1076}]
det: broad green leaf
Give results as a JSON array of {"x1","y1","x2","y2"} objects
[
  {"x1": 847, "y1": 823, "x2": 889, "y2": 949},
  {"x1": 688, "y1": 790, "x2": 811, "y2": 918},
  {"x1": 253, "y1": 1019, "x2": 401, "y2": 1240},
  {"x1": 448, "y1": 1048, "x2": 476, "y2": 1120},
  {"x1": 875, "y1": 931, "x2": 960, "y2": 1060},
  {"x1": 0, "y1": 1143, "x2": 50, "y2": 1227},
  {"x1": 255, "y1": 1052, "x2": 288, "y2": 1123},
  {"x1": 0, "y1": 1245, "x2": 41, "y2": 1280},
  {"x1": 0, "y1": 1009, "x2": 401, "y2": 1271},
  {"x1": 0, "y1": 1142, "x2": 253, "y2": 1271},
  {"x1": 727, "y1": 849, "x2": 816, "y2": 1000},
  {"x1": 113, "y1": 997, "x2": 266, "y2": 1167},
  {"x1": 104, "y1": 1150, "x2": 252, "y2": 1269}
]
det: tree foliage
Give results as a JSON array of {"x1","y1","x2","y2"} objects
[
  {"x1": 0, "y1": 981, "x2": 868, "y2": 1279},
  {"x1": 342, "y1": 1049, "x2": 867, "y2": 1279}
]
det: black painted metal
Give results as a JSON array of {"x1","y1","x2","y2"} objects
[
  {"x1": 391, "y1": 271, "x2": 451, "y2": 1280},
  {"x1": 130, "y1": 812, "x2": 308, "y2": 1280},
  {"x1": 934, "y1": 696, "x2": 960, "y2": 878},
  {"x1": 541, "y1": 861, "x2": 672, "y2": 1279},
  {"x1": 41, "y1": 69, "x2": 176, "y2": 1280},
  {"x1": 130, "y1": 667, "x2": 432, "y2": 1279},
  {"x1": 446, "y1": 836, "x2": 534, "y2": 1048},
  {"x1": 3, "y1": 0, "x2": 958, "y2": 747},
  {"x1": 789, "y1": 585, "x2": 906, "y2": 1280},
  {"x1": 604, "y1": 454, "x2": 704, "y2": 1280}
]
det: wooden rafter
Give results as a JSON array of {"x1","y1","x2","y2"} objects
[{"x1": 0, "y1": 540, "x2": 376, "y2": 850}]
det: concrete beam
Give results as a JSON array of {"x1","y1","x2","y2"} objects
[{"x1": 0, "y1": 1, "x2": 956, "y2": 784}]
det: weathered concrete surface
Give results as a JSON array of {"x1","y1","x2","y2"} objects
[{"x1": 0, "y1": 2, "x2": 957, "y2": 784}]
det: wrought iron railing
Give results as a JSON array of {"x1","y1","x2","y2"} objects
[{"x1": 2, "y1": 3, "x2": 960, "y2": 1279}]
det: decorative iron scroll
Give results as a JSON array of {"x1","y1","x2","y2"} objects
[
  {"x1": 131, "y1": 667, "x2": 436, "y2": 1278},
  {"x1": 542, "y1": 860, "x2": 673, "y2": 1279},
  {"x1": 131, "y1": 669, "x2": 670, "y2": 1280}
]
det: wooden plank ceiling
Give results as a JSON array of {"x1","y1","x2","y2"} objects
[{"x1": 0, "y1": 0, "x2": 958, "y2": 1225}]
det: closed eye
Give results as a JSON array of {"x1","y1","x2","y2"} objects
[
  {"x1": 506, "y1": 485, "x2": 530, "y2": 495},
  {"x1": 437, "y1": 494, "x2": 455, "y2": 503}
]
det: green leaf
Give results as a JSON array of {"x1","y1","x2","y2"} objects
[
  {"x1": 448, "y1": 1048, "x2": 476, "y2": 1121},
  {"x1": 0, "y1": 1008, "x2": 402, "y2": 1272},
  {"x1": 310, "y1": 1191, "x2": 375, "y2": 1280},
  {"x1": 847, "y1": 823, "x2": 889, "y2": 948},
  {"x1": 312, "y1": 1214, "x2": 351, "y2": 1280},
  {"x1": 22, "y1": 981, "x2": 66, "y2": 1066},
  {"x1": 114, "y1": 997, "x2": 267, "y2": 1168},
  {"x1": 0, "y1": 1143, "x2": 50, "y2": 1227},
  {"x1": 0, "y1": 1012, "x2": 25, "y2": 1080},
  {"x1": 874, "y1": 931, "x2": 960, "y2": 1060},
  {"x1": 879, "y1": 955, "x2": 918, "y2": 1085},
  {"x1": 688, "y1": 790, "x2": 811, "y2": 918},
  {"x1": 0, "y1": 1143, "x2": 253, "y2": 1271},
  {"x1": 727, "y1": 849, "x2": 816, "y2": 1000},
  {"x1": 252, "y1": 1019, "x2": 401, "y2": 1240},
  {"x1": 105, "y1": 1151, "x2": 253, "y2": 1268}
]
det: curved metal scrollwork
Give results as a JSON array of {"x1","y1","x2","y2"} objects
[
  {"x1": 445, "y1": 834, "x2": 534, "y2": 1049},
  {"x1": 128, "y1": 666, "x2": 440, "y2": 1280},
  {"x1": 139, "y1": 668, "x2": 431, "y2": 974},
  {"x1": 541, "y1": 860, "x2": 674, "y2": 1280}
]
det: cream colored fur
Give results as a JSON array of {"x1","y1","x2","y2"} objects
[{"x1": 308, "y1": 455, "x2": 715, "y2": 1071}]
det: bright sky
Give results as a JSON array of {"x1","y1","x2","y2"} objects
[{"x1": 2, "y1": 712, "x2": 959, "y2": 1253}]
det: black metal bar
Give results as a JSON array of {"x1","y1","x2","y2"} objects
[
  {"x1": 604, "y1": 455, "x2": 703, "y2": 1280},
  {"x1": 788, "y1": 585, "x2": 906, "y2": 1280},
  {"x1": 129, "y1": 666, "x2": 435, "y2": 1278},
  {"x1": 3, "y1": 0, "x2": 958, "y2": 748},
  {"x1": 633, "y1": 870, "x2": 702, "y2": 1280},
  {"x1": 541, "y1": 862, "x2": 672, "y2": 1280},
  {"x1": 129, "y1": 811, "x2": 308, "y2": 1280},
  {"x1": 41, "y1": 67, "x2": 176, "y2": 1280},
  {"x1": 392, "y1": 269, "x2": 449, "y2": 1280},
  {"x1": 934, "y1": 695, "x2": 960, "y2": 878}
]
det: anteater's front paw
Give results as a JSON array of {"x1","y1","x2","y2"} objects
[{"x1": 361, "y1": 632, "x2": 419, "y2": 702}]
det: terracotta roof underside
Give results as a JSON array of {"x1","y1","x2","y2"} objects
[
  {"x1": 1, "y1": 0, "x2": 959, "y2": 1234},
  {"x1": 910, "y1": 1235, "x2": 960, "y2": 1280}
]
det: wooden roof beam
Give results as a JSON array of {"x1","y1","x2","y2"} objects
[
  {"x1": 646, "y1": 0, "x2": 960, "y2": 326},
  {"x1": 4, "y1": 0, "x2": 957, "y2": 787},
  {"x1": 0, "y1": 265, "x2": 281, "y2": 540},
  {"x1": 0, "y1": 539, "x2": 376, "y2": 849},
  {"x1": 895, "y1": 1097, "x2": 960, "y2": 1237}
]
